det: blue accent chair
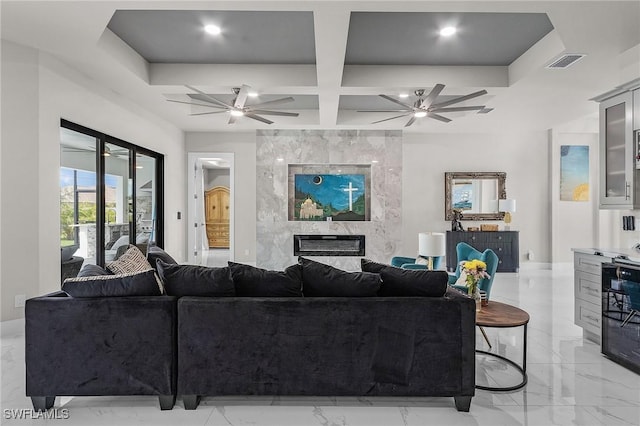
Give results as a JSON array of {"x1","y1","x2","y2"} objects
[
  {"x1": 448, "y1": 242, "x2": 499, "y2": 301},
  {"x1": 391, "y1": 255, "x2": 444, "y2": 270}
]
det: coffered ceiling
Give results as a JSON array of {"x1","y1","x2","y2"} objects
[{"x1": 2, "y1": 1, "x2": 639, "y2": 133}]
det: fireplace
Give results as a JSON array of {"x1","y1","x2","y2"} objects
[{"x1": 294, "y1": 235, "x2": 365, "y2": 256}]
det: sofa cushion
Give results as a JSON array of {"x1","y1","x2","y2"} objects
[
  {"x1": 228, "y1": 262, "x2": 302, "y2": 297},
  {"x1": 62, "y1": 270, "x2": 162, "y2": 298},
  {"x1": 299, "y1": 257, "x2": 381, "y2": 297},
  {"x1": 147, "y1": 246, "x2": 178, "y2": 266},
  {"x1": 361, "y1": 259, "x2": 448, "y2": 297},
  {"x1": 156, "y1": 261, "x2": 235, "y2": 297},
  {"x1": 77, "y1": 264, "x2": 113, "y2": 278},
  {"x1": 107, "y1": 245, "x2": 153, "y2": 274}
]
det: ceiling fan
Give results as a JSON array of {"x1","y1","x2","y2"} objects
[
  {"x1": 361, "y1": 84, "x2": 490, "y2": 127},
  {"x1": 168, "y1": 84, "x2": 299, "y2": 125}
]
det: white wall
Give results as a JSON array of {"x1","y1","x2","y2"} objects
[
  {"x1": 402, "y1": 132, "x2": 551, "y2": 266},
  {"x1": 550, "y1": 131, "x2": 599, "y2": 263},
  {"x1": 187, "y1": 130, "x2": 553, "y2": 268},
  {"x1": 186, "y1": 132, "x2": 256, "y2": 263},
  {"x1": 1, "y1": 40, "x2": 186, "y2": 321}
]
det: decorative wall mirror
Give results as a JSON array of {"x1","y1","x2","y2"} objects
[{"x1": 444, "y1": 172, "x2": 507, "y2": 221}]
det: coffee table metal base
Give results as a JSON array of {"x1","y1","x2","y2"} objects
[
  {"x1": 475, "y1": 302, "x2": 529, "y2": 392},
  {"x1": 475, "y1": 348, "x2": 527, "y2": 391}
]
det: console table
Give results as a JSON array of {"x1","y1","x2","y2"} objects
[{"x1": 446, "y1": 231, "x2": 519, "y2": 272}]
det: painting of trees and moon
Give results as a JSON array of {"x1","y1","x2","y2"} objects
[{"x1": 294, "y1": 174, "x2": 366, "y2": 221}]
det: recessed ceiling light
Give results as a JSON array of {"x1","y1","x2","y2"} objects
[
  {"x1": 440, "y1": 26, "x2": 457, "y2": 37},
  {"x1": 371, "y1": 160, "x2": 379, "y2": 163},
  {"x1": 230, "y1": 110, "x2": 244, "y2": 117},
  {"x1": 414, "y1": 111, "x2": 427, "y2": 118},
  {"x1": 248, "y1": 92, "x2": 259, "y2": 98},
  {"x1": 204, "y1": 25, "x2": 221, "y2": 35},
  {"x1": 399, "y1": 93, "x2": 409, "y2": 98},
  {"x1": 276, "y1": 158, "x2": 284, "y2": 162}
]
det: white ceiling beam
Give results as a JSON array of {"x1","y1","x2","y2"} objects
[
  {"x1": 149, "y1": 64, "x2": 317, "y2": 87},
  {"x1": 313, "y1": 7, "x2": 351, "y2": 127},
  {"x1": 342, "y1": 65, "x2": 509, "y2": 88},
  {"x1": 509, "y1": 29, "x2": 565, "y2": 85}
]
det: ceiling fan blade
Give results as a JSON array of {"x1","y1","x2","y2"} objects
[
  {"x1": 245, "y1": 113, "x2": 274, "y2": 125},
  {"x1": 431, "y1": 90, "x2": 488, "y2": 109},
  {"x1": 167, "y1": 99, "x2": 226, "y2": 109},
  {"x1": 371, "y1": 113, "x2": 411, "y2": 124},
  {"x1": 234, "y1": 84, "x2": 250, "y2": 109},
  {"x1": 185, "y1": 85, "x2": 234, "y2": 109},
  {"x1": 249, "y1": 110, "x2": 299, "y2": 117},
  {"x1": 404, "y1": 116, "x2": 417, "y2": 127},
  {"x1": 378, "y1": 94, "x2": 415, "y2": 110},
  {"x1": 247, "y1": 97, "x2": 295, "y2": 109},
  {"x1": 430, "y1": 106, "x2": 486, "y2": 113},
  {"x1": 189, "y1": 111, "x2": 229, "y2": 116},
  {"x1": 427, "y1": 112, "x2": 452, "y2": 123},
  {"x1": 420, "y1": 84, "x2": 445, "y2": 109}
]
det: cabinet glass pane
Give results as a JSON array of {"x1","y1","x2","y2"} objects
[{"x1": 605, "y1": 102, "x2": 626, "y2": 197}]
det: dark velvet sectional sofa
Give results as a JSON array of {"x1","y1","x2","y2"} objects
[{"x1": 25, "y1": 253, "x2": 476, "y2": 412}]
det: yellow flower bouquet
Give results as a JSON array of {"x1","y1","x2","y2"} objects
[{"x1": 460, "y1": 259, "x2": 491, "y2": 295}]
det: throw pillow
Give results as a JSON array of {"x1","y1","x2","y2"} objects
[
  {"x1": 107, "y1": 245, "x2": 153, "y2": 274},
  {"x1": 361, "y1": 259, "x2": 448, "y2": 297},
  {"x1": 77, "y1": 264, "x2": 113, "y2": 278},
  {"x1": 147, "y1": 246, "x2": 178, "y2": 266},
  {"x1": 228, "y1": 262, "x2": 302, "y2": 297},
  {"x1": 156, "y1": 260, "x2": 235, "y2": 297},
  {"x1": 62, "y1": 270, "x2": 161, "y2": 298},
  {"x1": 298, "y1": 257, "x2": 381, "y2": 297}
]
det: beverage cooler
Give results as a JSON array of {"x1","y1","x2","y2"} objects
[{"x1": 601, "y1": 261, "x2": 640, "y2": 374}]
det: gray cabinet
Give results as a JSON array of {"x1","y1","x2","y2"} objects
[
  {"x1": 446, "y1": 231, "x2": 519, "y2": 273},
  {"x1": 573, "y1": 251, "x2": 611, "y2": 344},
  {"x1": 598, "y1": 91, "x2": 637, "y2": 209}
]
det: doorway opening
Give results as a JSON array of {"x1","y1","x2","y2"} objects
[{"x1": 187, "y1": 152, "x2": 234, "y2": 266}]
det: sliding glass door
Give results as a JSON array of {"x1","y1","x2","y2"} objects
[{"x1": 59, "y1": 120, "x2": 164, "y2": 267}]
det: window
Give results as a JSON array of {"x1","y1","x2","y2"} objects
[{"x1": 60, "y1": 120, "x2": 164, "y2": 266}]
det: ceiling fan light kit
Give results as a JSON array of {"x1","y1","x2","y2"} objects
[
  {"x1": 172, "y1": 84, "x2": 299, "y2": 125},
  {"x1": 361, "y1": 84, "x2": 491, "y2": 127}
]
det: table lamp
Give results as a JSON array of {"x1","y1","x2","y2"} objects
[
  {"x1": 418, "y1": 232, "x2": 446, "y2": 270},
  {"x1": 499, "y1": 199, "x2": 516, "y2": 230}
]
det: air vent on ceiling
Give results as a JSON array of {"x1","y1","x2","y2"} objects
[{"x1": 546, "y1": 54, "x2": 585, "y2": 69}]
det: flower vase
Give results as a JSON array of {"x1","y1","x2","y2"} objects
[{"x1": 472, "y1": 287, "x2": 481, "y2": 312}]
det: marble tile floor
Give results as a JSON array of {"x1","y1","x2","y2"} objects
[{"x1": 2, "y1": 269, "x2": 639, "y2": 425}]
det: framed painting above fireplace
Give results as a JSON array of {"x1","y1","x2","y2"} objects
[{"x1": 288, "y1": 164, "x2": 371, "y2": 221}]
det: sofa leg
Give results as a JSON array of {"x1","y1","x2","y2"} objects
[
  {"x1": 183, "y1": 395, "x2": 201, "y2": 410},
  {"x1": 31, "y1": 396, "x2": 55, "y2": 412},
  {"x1": 158, "y1": 395, "x2": 175, "y2": 410},
  {"x1": 454, "y1": 396, "x2": 472, "y2": 412}
]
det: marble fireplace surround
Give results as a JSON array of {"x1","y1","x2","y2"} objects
[{"x1": 256, "y1": 130, "x2": 402, "y2": 271}]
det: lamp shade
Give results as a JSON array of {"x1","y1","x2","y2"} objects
[
  {"x1": 498, "y1": 199, "x2": 516, "y2": 213},
  {"x1": 418, "y1": 232, "x2": 446, "y2": 257}
]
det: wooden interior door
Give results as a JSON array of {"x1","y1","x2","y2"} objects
[{"x1": 204, "y1": 186, "x2": 230, "y2": 248}]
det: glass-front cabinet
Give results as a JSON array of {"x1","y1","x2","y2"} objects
[{"x1": 599, "y1": 91, "x2": 636, "y2": 209}]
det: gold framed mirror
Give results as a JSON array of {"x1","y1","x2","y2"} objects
[{"x1": 444, "y1": 172, "x2": 507, "y2": 221}]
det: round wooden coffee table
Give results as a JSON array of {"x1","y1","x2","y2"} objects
[{"x1": 475, "y1": 301, "x2": 529, "y2": 391}]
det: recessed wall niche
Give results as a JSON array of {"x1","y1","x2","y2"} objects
[{"x1": 256, "y1": 130, "x2": 402, "y2": 271}]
